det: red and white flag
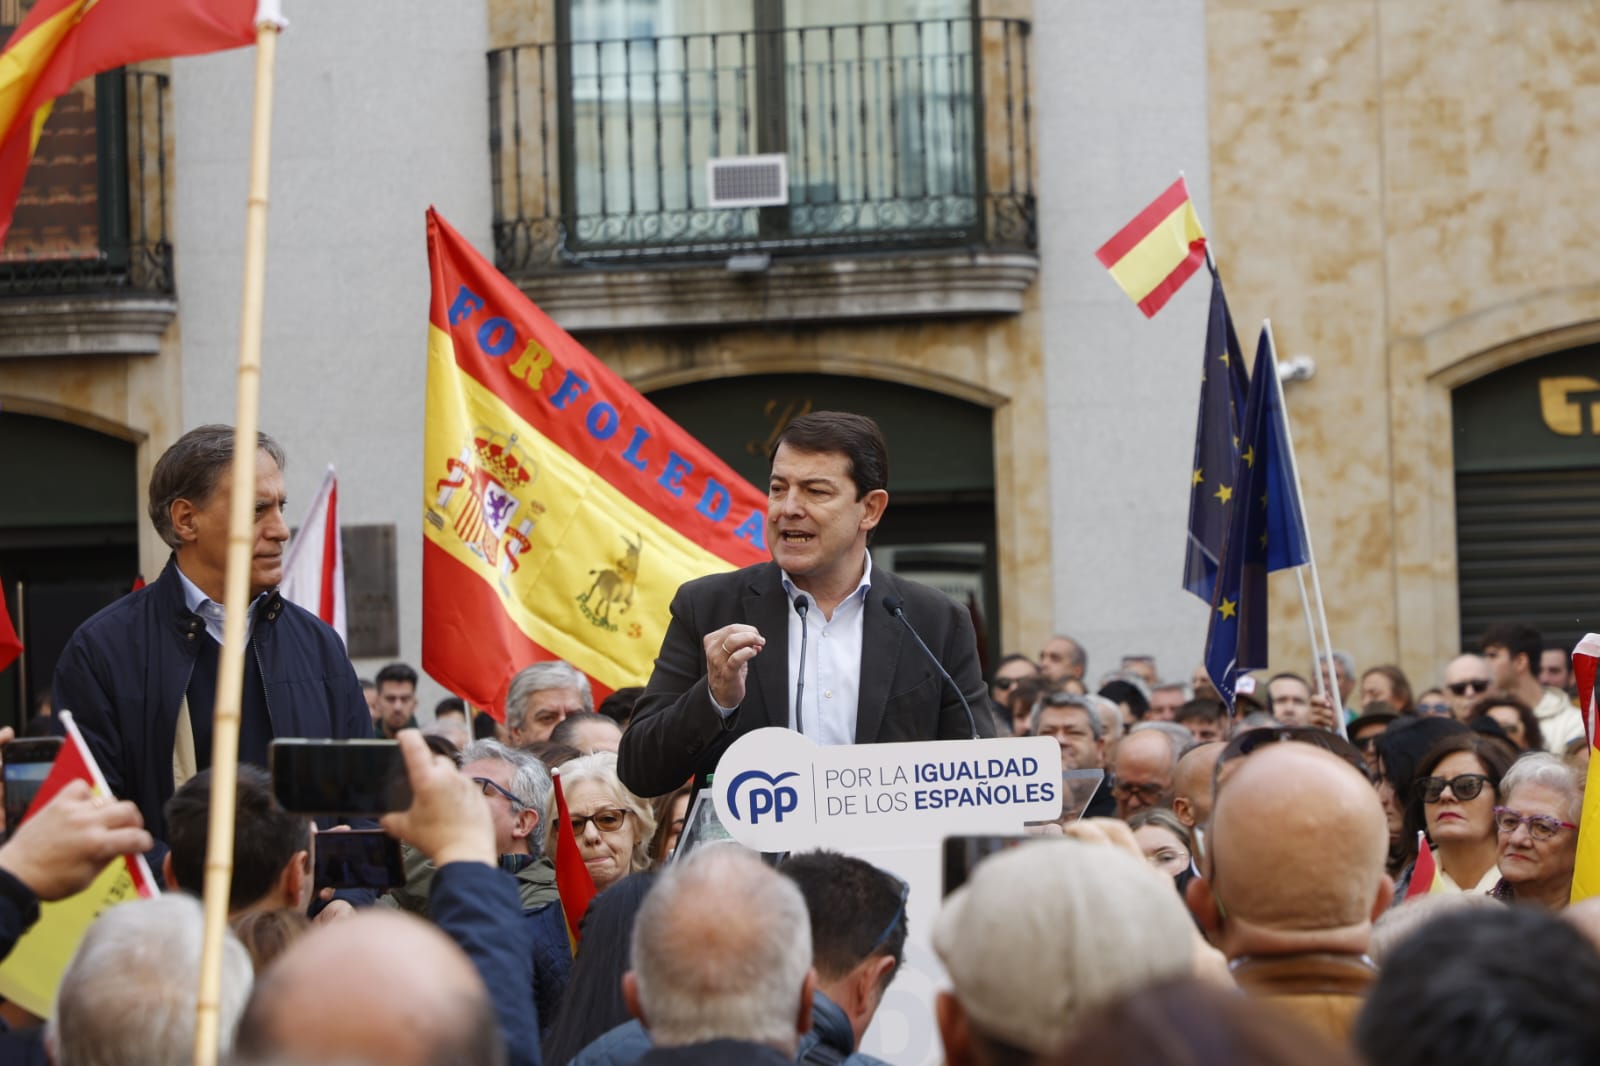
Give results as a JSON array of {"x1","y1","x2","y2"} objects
[
  {"x1": 0, "y1": 711, "x2": 158, "y2": 1014},
  {"x1": 280, "y1": 465, "x2": 347, "y2": 647}
]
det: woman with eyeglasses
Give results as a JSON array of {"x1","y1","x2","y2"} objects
[
  {"x1": 1394, "y1": 733, "x2": 1516, "y2": 900},
  {"x1": 547, "y1": 752, "x2": 658, "y2": 892},
  {"x1": 1468, "y1": 694, "x2": 1544, "y2": 753},
  {"x1": 1372, "y1": 716, "x2": 1471, "y2": 877},
  {"x1": 1491, "y1": 752, "x2": 1584, "y2": 909},
  {"x1": 1126, "y1": 807, "x2": 1195, "y2": 882}
]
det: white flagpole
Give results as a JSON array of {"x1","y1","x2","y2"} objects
[{"x1": 1263, "y1": 320, "x2": 1343, "y2": 737}]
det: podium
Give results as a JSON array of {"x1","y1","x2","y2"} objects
[{"x1": 686, "y1": 727, "x2": 1086, "y2": 1065}]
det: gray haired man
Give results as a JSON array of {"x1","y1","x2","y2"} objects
[
  {"x1": 625, "y1": 846, "x2": 815, "y2": 1065},
  {"x1": 506, "y1": 660, "x2": 594, "y2": 747}
]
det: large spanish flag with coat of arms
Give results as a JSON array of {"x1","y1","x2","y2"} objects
[{"x1": 423, "y1": 209, "x2": 768, "y2": 717}]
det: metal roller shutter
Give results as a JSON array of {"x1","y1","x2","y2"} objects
[{"x1": 1455, "y1": 467, "x2": 1600, "y2": 655}]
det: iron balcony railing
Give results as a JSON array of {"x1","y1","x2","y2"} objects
[
  {"x1": 0, "y1": 68, "x2": 174, "y2": 296},
  {"x1": 489, "y1": 17, "x2": 1034, "y2": 273}
]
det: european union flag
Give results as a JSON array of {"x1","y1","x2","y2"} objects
[
  {"x1": 1183, "y1": 268, "x2": 1249, "y2": 601},
  {"x1": 1205, "y1": 326, "x2": 1305, "y2": 707}
]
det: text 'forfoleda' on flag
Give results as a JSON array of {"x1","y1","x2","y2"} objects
[
  {"x1": 423, "y1": 209, "x2": 768, "y2": 719},
  {"x1": 1094, "y1": 176, "x2": 1208, "y2": 318}
]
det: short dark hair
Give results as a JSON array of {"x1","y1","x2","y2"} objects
[
  {"x1": 472, "y1": 714, "x2": 500, "y2": 740},
  {"x1": 548, "y1": 711, "x2": 617, "y2": 749},
  {"x1": 1097, "y1": 679, "x2": 1149, "y2": 720},
  {"x1": 1469, "y1": 694, "x2": 1544, "y2": 752},
  {"x1": 1412, "y1": 731, "x2": 1517, "y2": 805},
  {"x1": 596, "y1": 686, "x2": 643, "y2": 727},
  {"x1": 164, "y1": 765, "x2": 308, "y2": 911},
  {"x1": 780, "y1": 850, "x2": 907, "y2": 986},
  {"x1": 1174, "y1": 698, "x2": 1225, "y2": 727},
  {"x1": 375, "y1": 662, "x2": 418, "y2": 689},
  {"x1": 990, "y1": 653, "x2": 1036, "y2": 684},
  {"x1": 434, "y1": 697, "x2": 466, "y2": 719},
  {"x1": 1479, "y1": 623, "x2": 1544, "y2": 675},
  {"x1": 772, "y1": 411, "x2": 889, "y2": 499},
  {"x1": 148, "y1": 425, "x2": 286, "y2": 550},
  {"x1": 1264, "y1": 673, "x2": 1311, "y2": 714},
  {"x1": 1354, "y1": 906, "x2": 1600, "y2": 1066}
]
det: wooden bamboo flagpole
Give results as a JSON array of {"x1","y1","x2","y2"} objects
[{"x1": 193, "y1": 6, "x2": 286, "y2": 1064}]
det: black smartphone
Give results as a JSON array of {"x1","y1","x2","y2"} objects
[
  {"x1": 311, "y1": 828, "x2": 406, "y2": 890},
  {"x1": 3, "y1": 737, "x2": 64, "y2": 842},
  {"x1": 942, "y1": 834, "x2": 1036, "y2": 897},
  {"x1": 269, "y1": 739, "x2": 411, "y2": 816}
]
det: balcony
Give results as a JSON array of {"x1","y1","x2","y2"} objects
[
  {"x1": 487, "y1": 17, "x2": 1036, "y2": 329},
  {"x1": 0, "y1": 68, "x2": 177, "y2": 359}
]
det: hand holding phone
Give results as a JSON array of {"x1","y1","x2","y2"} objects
[{"x1": 378, "y1": 731, "x2": 495, "y2": 868}]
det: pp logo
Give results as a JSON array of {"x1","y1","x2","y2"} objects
[{"x1": 726, "y1": 769, "x2": 800, "y2": 825}]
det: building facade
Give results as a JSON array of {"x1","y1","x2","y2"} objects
[{"x1": 1, "y1": 0, "x2": 1596, "y2": 725}]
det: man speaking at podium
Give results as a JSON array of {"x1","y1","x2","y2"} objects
[{"x1": 619, "y1": 411, "x2": 993, "y2": 799}]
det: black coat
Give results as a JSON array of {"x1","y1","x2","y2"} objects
[
  {"x1": 619, "y1": 560, "x2": 992, "y2": 798},
  {"x1": 52, "y1": 556, "x2": 371, "y2": 838}
]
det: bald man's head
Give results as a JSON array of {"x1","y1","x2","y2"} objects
[
  {"x1": 1192, "y1": 744, "x2": 1391, "y2": 958},
  {"x1": 234, "y1": 910, "x2": 504, "y2": 1066},
  {"x1": 1171, "y1": 741, "x2": 1225, "y2": 831}
]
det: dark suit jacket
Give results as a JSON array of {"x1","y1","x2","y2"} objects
[{"x1": 618, "y1": 560, "x2": 992, "y2": 797}]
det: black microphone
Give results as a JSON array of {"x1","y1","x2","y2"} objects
[
  {"x1": 882, "y1": 595, "x2": 980, "y2": 740},
  {"x1": 793, "y1": 594, "x2": 810, "y2": 736}
]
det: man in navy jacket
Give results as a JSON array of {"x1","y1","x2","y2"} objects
[{"x1": 52, "y1": 425, "x2": 370, "y2": 844}]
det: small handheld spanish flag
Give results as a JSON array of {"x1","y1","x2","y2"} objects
[
  {"x1": 1094, "y1": 176, "x2": 1208, "y2": 318},
  {"x1": 551, "y1": 769, "x2": 598, "y2": 952}
]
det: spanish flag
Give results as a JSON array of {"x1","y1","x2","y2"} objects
[
  {"x1": 423, "y1": 209, "x2": 768, "y2": 717},
  {"x1": 0, "y1": 0, "x2": 258, "y2": 245},
  {"x1": 1094, "y1": 177, "x2": 1208, "y2": 318},
  {"x1": 0, "y1": 711, "x2": 158, "y2": 1016},
  {"x1": 550, "y1": 769, "x2": 596, "y2": 951},
  {"x1": 1405, "y1": 831, "x2": 1446, "y2": 900},
  {"x1": 1567, "y1": 633, "x2": 1600, "y2": 903}
]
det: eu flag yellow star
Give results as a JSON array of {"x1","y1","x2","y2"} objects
[
  {"x1": 1242, "y1": 446, "x2": 1255, "y2": 468},
  {"x1": 1218, "y1": 598, "x2": 1237, "y2": 620},
  {"x1": 1214, "y1": 484, "x2": 1233, "y2": 505},
  {"x1": 1192, "y1": 468, "x2": 1204, "y2": 486}
]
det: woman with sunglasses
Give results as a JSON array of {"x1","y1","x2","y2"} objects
[
  {"x1": 1395, "y1": 733, "x2": 1515, "y2": 899},
  {"x1": 1491, "y1": 752, "x2": 1584, "y2": 909},
  {"x1": 547, "y1": 752, "x2": 658, "y2": 892},
  {"x1": 1468, "y1": 694, "x2": 1544, "y2": 753}
]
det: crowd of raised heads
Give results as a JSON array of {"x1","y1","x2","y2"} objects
[{"x1": 8, "y1": 616, "x2": 1598, "y2": 1066}]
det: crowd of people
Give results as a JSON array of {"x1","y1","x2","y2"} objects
[{"x1": 3, "y1": 417, "x2": 1599, "y2": 1065}]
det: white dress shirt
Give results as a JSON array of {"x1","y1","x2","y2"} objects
[{"x1": 781, "y1": 554, "x2": 872, "y2": 746}]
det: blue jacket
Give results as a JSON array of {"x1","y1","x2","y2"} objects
[
  {"x1": 431, "y1": 862, "x2": 541, "y2": 1066},
  {"x1": 52, "y1": 557, "x2": 372, "y2": 839},
  {"x1": 567, "y1": 991, "x2": 889, "y2": 1066},
  {"x1": 430, "y1": 866, "x2": 576, "y2": 1066}
]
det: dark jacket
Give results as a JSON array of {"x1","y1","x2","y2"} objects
[
  {"x1": 431, "y1": 862, "x2": 541, "y2": 1066},
  {"x1": 568, "y1": 992, "x2": 886, "y2": 1066},
  {"x1": 0, "y1": 873, "x2": 60, "y2": 1064},
  {"x1": 620, "y1": 561, "x2": 992, "y2": 797},
  {"x1": 528, "y1": 898, "x2": 574, "y2": 1039},
  {"x1": 52, "y1": 556, "x2": 372, "y2": 838},
  {"x1": 636, "y1": 1041, "x2": 791, "y2": 1066}
]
